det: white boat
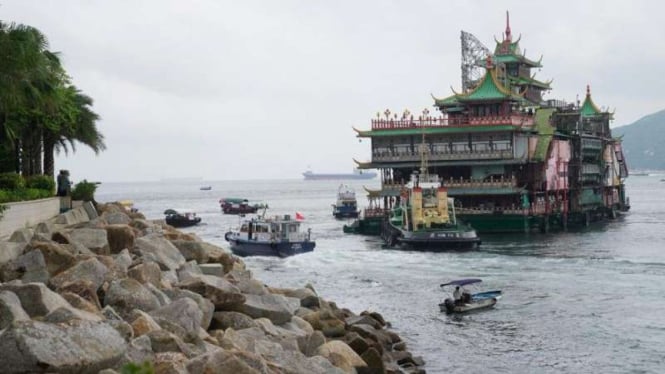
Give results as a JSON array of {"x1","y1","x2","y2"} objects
[
  {"x1": 332, "y1": 184, "x2": 359, "y2": 219},
  {"x1": 438, "y1": 278, "x2": 501, "y2": 313}
]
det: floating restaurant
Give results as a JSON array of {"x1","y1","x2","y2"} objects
[{"x1": 353, "y1": 13, "x2": 629, "y2": 233}]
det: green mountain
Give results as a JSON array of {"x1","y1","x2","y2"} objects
[{"x1": 613, "y1": 109, "x2": 665, "y2": 171}]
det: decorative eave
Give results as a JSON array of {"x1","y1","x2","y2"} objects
[{"x1": 353, "y1": 158, "x2": 373, "y2": 168}]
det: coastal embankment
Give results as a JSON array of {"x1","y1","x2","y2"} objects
[{"x1": 0, "y1": 201, "x2": 425, "y2": 373}]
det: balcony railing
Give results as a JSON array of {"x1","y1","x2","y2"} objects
[
  {"x1": 372, "y1": 148, "x2": 514, "y2": 162},
  {"x1": 378, "y1": 176, "x2": 518, "y2": 191},
  {"x1": 370, "y1": 114, "x2": 534, "y2": 131}
]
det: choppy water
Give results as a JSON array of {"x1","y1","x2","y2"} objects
[{"x1": 97, "y1": 176, "x2": 665, "y2": 374}]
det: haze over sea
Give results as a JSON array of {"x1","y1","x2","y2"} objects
[{"x1": 97, "y1": 176, "x2": 665, "y2": 374}]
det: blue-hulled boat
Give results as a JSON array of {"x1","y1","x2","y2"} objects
[
  {"x1": 332, "y1": 184, "x2": 359, "y2": 219},
  {"x1": 224, "y1": 214, "x2": 315, "y2": 257},
  {"x1": 438, "y1": 278, "x2": 501, "y2": 313}
]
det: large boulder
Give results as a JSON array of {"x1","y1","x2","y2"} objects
[
  {"x1": 105, "y1": 224, "x2": 135, "y2": 254},
  {"x1": 226, "y1": 269, "x2": 268, "y2": 295},
  {"x1": 0, "y1": 291, "x2": 30, "y2": 329},
  {"x1": 148, "y1": 298, "x2": 203, "y2": 337},
  {"x1": 104, "y1": 278, "x2": 161, "y2": 318},
  {"x1": 186, "y1": 349, "x2": 264, "y2": 374},
  {"x1": 164, "y1": 288, "x2": 214, "y2": 330},
  {"x1": 68, "y1": 228, "x2": 110, "y2": 254},
  {"x1": 177, "y1": 276, "x2": 245, "y2": 310},
  {"x1": 269, "y1": 286, "x2": 319, "y2": 308},
  {"x1": 0, "y1": 320, "x2": 127, "y2": 373},
  {"x1": 0, "y1": 249, "x2": 49, "y2": 283},
  {"x1": 9, "y1": 228, "x2": 33, "y2": 243},
  {"x1": 315, "y1": 340, "x2": 367, "y2": 373},
  {"x1": 129, "y1": 309, "x2": 162, "y2": 337},
  {"x1": 210, "y1": 311, "x2": 258, "y2": 330},
  {"x1": 134, "y1": 235, "x2": 186, "y2": 270},
  {"x1": 56, "y1": 279, "x2": 102, "y2": 310},
  {"x1": 103, "y1": 211, "x2": 131, "y2": 225},
  {"x1": 49, "y1": 257, "x2": 109, "y2": 291},
  {"x1": 0, "y1": 282, "x2": 72, "y2": 318},
  {"x1": 231, "y1": 294, "x2": 300, "y2": 325},
  {"x1": 128, "y1": 261, "x2": 162, "y2": 286},
  {"x1": 169, "y1": 240, "x2": 226, "y2": 264},
  {"x1": 0, "y1": 241, "x2": 26, "y2": 266},
  {"x1": 27, "y1": 241, "x2": 77, "y2": 276}
]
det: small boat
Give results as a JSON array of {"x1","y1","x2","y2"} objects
[
  {"x1": 332, "y1": 184, "x2": 360, "y2": 219},
  {"x1": 200, "y1": 186, "x2": 212, "y2": 191},
  {"x1": 439, "y1": 278, "x2": 501, "y2": 313},
  {"x1": 224, "y1": 213, "x2": 315, "y2": 257},
  {"x1": 164, "y1": 208, "x2": 202, "y2": 228},
  {"x1": 219, "y1": 198, "x2": 268, "y2": 215}
]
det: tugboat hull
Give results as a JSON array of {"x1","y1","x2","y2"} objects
[{"x1": 224, "y1": 235, "x2": 315, "y2": 257}]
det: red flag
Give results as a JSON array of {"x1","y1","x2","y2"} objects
[{"x1": 295, "y1": 212, "x2": 305, "y2": 221}]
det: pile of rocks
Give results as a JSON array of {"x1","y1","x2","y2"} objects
[{"x1": 0, "y1": 202, "x2": 425, "y2": 373}]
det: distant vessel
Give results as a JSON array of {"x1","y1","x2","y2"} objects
[
  {"x1": 303, "y1": 169, "x2": 377, "y2": 180},
  {"x1": 332, "y1": 184, "x2": 360, "y2": 219}
]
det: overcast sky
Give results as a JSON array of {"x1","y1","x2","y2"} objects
[{"x1": 3, "y1": 1, "x2": 663, "y2": 182}]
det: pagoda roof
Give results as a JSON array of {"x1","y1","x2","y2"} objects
[
  {"x1": 493, "y1": 53, "x2": 542, "y2": 68},
  {"x1": 507, "y1": 75, "x2": 551, "y2": 90},
  {"x1": 580, "y1": 85, "x2": 603, "y2": 117},
  {"x1": 492, "y1": 12, "x2": 542, "y2": 68},
  {"x1": 435, "y1": 68, "x2": 526, "y2": 107}
]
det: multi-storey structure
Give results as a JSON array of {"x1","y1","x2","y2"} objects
[{"x1": 353, "y1": 14, "x2": 629, "y2": 233}]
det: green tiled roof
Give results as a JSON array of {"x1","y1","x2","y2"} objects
[
  {"x1": 580, "y1": 94, "x2": 601, "y2": 117},
  {"x1": 493, "y1": 53, "x2": 542, "y2": 68},
  {"x1": 435, "y1": 69, "x2": 525, "y2": 107},
  {"x1": 508, "y1": 75, "x2": 551, "y2": 89}
]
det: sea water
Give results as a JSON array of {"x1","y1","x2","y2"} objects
[{"x1": 97, "y1": 176, "x2": 665, "y2": 374}]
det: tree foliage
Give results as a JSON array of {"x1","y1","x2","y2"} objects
[{"x1": 0, "y1": 20, "x2": 105, "y2": 179}]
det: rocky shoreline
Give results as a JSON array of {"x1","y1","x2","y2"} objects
[{"x1": 0, "y1": 201, "x2": 426, "y2": 373}]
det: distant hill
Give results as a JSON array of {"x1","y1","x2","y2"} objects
[{"x1": 613, "y1": 109, "x2": 665, "y2": 171}]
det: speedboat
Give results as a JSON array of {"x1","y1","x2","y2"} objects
[
  {"x1": 439, "y1": 278, "x2": 501, "y2": 313},
  {"x1": 224, "y1": 213, "x2": 315, "y2": 257},
  {"x1": 332, "y1": 184, "x2": 360, "y2": 219},
  {"x1": 164, "y1": 209, "x2": 202, "y2": 228}
]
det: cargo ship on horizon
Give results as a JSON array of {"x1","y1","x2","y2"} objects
[{"x1": 302, "y1": 169, "x2": 377, "y2": 181}]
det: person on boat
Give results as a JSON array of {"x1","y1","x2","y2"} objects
[{"x1": 453, "y1": 286, "x2": 462, "y2": 305}]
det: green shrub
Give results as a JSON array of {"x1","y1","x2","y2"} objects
[
  {"x1": 121, "y1": 361, "x2": 154, "y2": 374},
  {"x1": 25, "y1": 175, "x2": 56, "y2": 194},
  {"x1": 71, "y1": 179, "x2": 98, "y2": 202},
  {"x1": 0, "y1": 173, "x2": 25, "y2": 189},
  {"x1": 0, "y1": 188, "x2": 52, "y2": 203}
]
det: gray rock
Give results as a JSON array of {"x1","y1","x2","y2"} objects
[
  {"x1": 43, "y1": 306, "x2": 103, "y2": 323},
  {"x1": 0, "y1": 241, "x2": 27, "y2": 267},
  {"x1": 297, "y1": 330, "x2": 326, "y2": 357},
  {"x1": 164, "y1": 288, "x2": 214, "y2": 330},
  {"x1": 122, "y1": 335, "x2": 155, "y2": 367},
  {"x1": 49, "y1": 257, "x2": 109, "y2": 291},
  {"x1": 149, "y1": 298, "x2": 202, "y2": 337},
  {"x1": 146, "y1": 329, "x2": 193, "y2": 356},
  {"x1": 199, "y1": 263, "x2": 225, "y2": 277},
  {"x1": 104, "y1": 278, "x2": 161, "y2": 318},
  {"x1": 226, "y1": 269, "x2": 268, "y2": 295},
  {"x1": 186, "y1": 349, "x2": 267, "y2": 374},
  {"x1": 0, "y1": 320, "x2": 127, "y2": 373},
  {"x1": 177, "y1": 276, "x2": 245, "y2": 310},
  {"x1": 104, "y1": 211, "x2": 131, "y2": 225},
  {"x1": 114, "y1": 249, "x2": 133, "y2": 273},
  {"x1": 145, "y1": 282, "x2": 172, "y2": 307},
  {"x1": 135, "y1": 235, "x2": 186, "y2": 270},
  {"x1": 9, "y1": 228, "x2": 33, "y2": 243},
  {"x1": 128, "y1": 261, "x2": 162, "y2": 286},
  {"x1": 153, "y1": 351, "x2": 189, "y2": 374},
  {"x1": 0, "y1": 291, "x2": 30, "y2": 329},
  {"x1": 232, "y1": 294, "x2": 300, "y2": 325},
  {"x1": 0, "y1": 249, "x2": 49, "y2": 284},
  {"x1": 28, "y1": 240, "x2": 76, "y2": 276},
  {"x1": 0, "y1": 282, "x2": 72, "y2": 318},
  {"x1": 69, "y1": 228, "x2": 110, "y2": 254},
  {"x1": 82, "y1": 201, "x2": 99, "y2": 219},
  {"x1": 170, "y1": 240, "x2": 226, "y2": 264},
  {"x1": 345, "y1": 314, "x2": 383, "y2": 329},
  {"x1": 211, "y1": 311, "x2": 258, "y2": 330},
  {"x1": 34, "y1": 222, "x2": 52, "y2": 235}
]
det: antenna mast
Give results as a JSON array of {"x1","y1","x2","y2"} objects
[{"x1": 461, "y1": 31, "x2": 491, "y2": 92}]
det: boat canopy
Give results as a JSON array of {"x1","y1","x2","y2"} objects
[
  {"x1": 164, "y1": 208, "x2": 195, "y2": 215},
  {"x1": 440, "y1": 278, "x2": 482, "y2": 287}
]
